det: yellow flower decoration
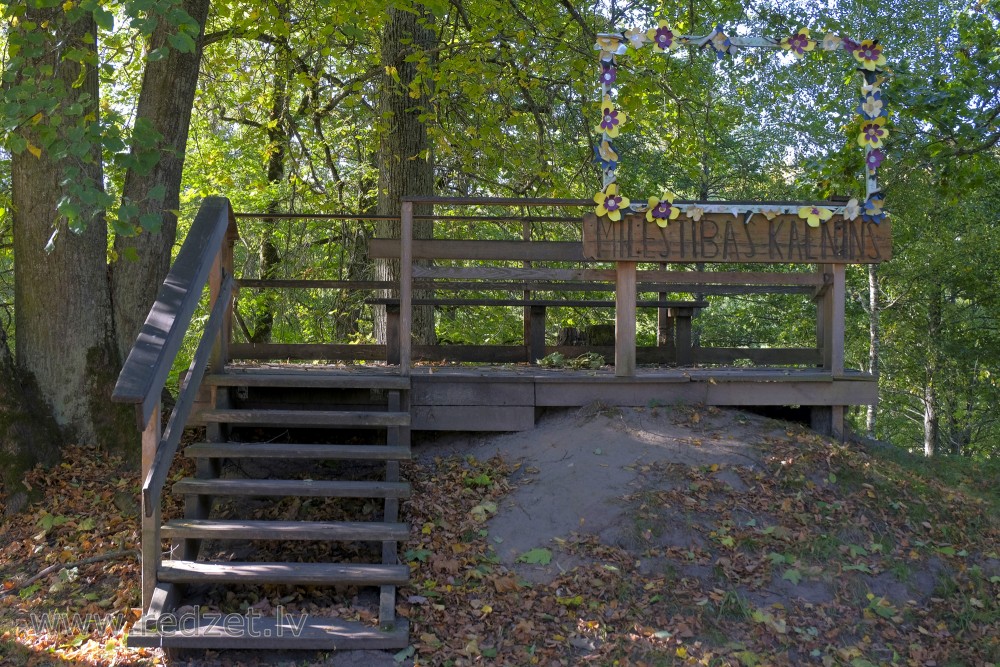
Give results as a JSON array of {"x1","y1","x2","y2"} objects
[
  {"x1": 781, "y1": 27, "x2": 815, "y2": 59},
  {"x1": 852, "y1": 39, "x2": 887, "y2": 71},
  {"x1": 821, "y1": 33, "x2": 842, "y2": 51},
  {"x1": 594, "y1": 183, "x2": 630, "y2": 221},
  {"x1": 596, "y1": 94, "x2": 626, "y2": 138},
  {"x1": 843, "y1": 198, "x2": 861, "y2": 221},
  {"x1": 646, "y1": 190, "x2": 681, "y2": 227},
  {"x1": 858, "y1": 117, "x2": 888, "y2": 148},
  {"x1": 687, "y1": 205, "x2": 705, "y2": 222},
  {"x1": 798, "y1": 205, "x2": 834, "y2": 228},
  {"x1": 760, "y1": 209, "x2": 782, "y2": 220},
  {"x1": 624, "y1": 27, "x2": 648, "y2": 50},
  {"x1": 594, "y1": 35, "x2": 626, "y2": 59}
]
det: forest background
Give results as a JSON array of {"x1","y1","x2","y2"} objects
[{"x1": 1, "y1": 0, "x2": 999, "y2": 497}]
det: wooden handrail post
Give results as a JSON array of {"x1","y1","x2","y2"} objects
[
  {"x1": 829, "y1": 263, "x2": 846, "y2": 377},
  {"x1": 615, "y1": 261, "x2": 637, "y2": 377},
  {"x1": 400, "y1": 201, "x2": 413, "y2": 375},
  {"x1": 140, "y1": 404, "x2": 161, "y2": 609}
]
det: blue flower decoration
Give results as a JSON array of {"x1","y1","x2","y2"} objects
[
  {"x1": 592, "y1": 140, "x2": 619, "y2": 170},
  {"x1": 861, "y1": 192, "x2": 887, "y2": 224}
]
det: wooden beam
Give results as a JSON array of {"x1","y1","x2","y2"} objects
[
  {"x1": 400, "y1": 201, "x2": 413, "y2": 375},
  {"x1": 615, "y1": 262, "x2": 637, "y2": 377},
  {"x1": 113, "y1": 197, "x2": 235, "y2": 429},
  {"x1": 370, "y1": 239, "x2": 587, "y2": 262}
]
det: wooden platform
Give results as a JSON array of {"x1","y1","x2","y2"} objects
[{"x1": 217, "y1": 364, "x2": 875, "y2": 432}]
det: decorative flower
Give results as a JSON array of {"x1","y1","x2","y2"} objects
[
  {"x1": 647, "y1": 21, "x2": 677, "y2": 52},
  {"x1": 858, "y1": 90, "x2": 886, "y2": 119},
  {"x1": 851, "y1": 39, "x2": 886, "y2": 71},
  {"x1": 841, "y1": 37, "x2": 860, "y2": 54},
  {"x1": 595, "y1": 183, "x2": 630, "y2": 221},
  {"x1": 821, "y1": 33, "x2": 842, "y2": 51},
  {"x1": 599, "y1": 63, "x2": 617, "y2": 87},
  {"x1": 858, "y1": 117, "x2": 888, "y2": 148},
  {"x1": 861, "y1": 193, "x2": 886, "y2": 224},
  {"x1": 760, "y1": 209, "x2": 782, "y2": 220},
  {"x1": 646, "y1": 190, "x2": 681, "y2": 227},
  {"x1": 781, "y1": 27, "x2": 815, "y2": 59},
  {"x1": 596, "y1": 94, "x2": 626, "y2": 138},
  {"x1": 843, "y1": 198, "x2": 861, "y2": 220},
  {"x1": 708, "y1": 25, "x2": 735, "y2": 59},
  {"x1": 592, "y1": 140, "x2": 619, "y2": 170},
  {"x1": 798, "y1": 205, "x2": 834, "y2": 228},
  {"x1": 687, "y1": 205, "x2": 705, "y2": 221},
  {"x1": 865, "y1": 148, "x2": 885, "y2": 173},
  {"x1": 595, "y1": 35, "x2": 627, "y2": 59},
  {"x1": 625, "y1": 27, "x2": 648, "y2": 50}
]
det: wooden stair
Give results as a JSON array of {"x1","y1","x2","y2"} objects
[{"x1": 130, "y1": 370, "x2": 412, "y2": 650}]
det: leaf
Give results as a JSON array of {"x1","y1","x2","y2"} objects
[
  {"x1": 27, "y1": 142, "x2": 42, "y2": 158},
  {"x1": 782, "y1": 568, "x2": 802, "y2": 585},
  {"x1": 19, "y1": 582, "x2": 41, "y2": 599},
  {"x1": 393, "y1": 645, "x2": 415, "y2": 663},
  {"x1": 516, "y1": 548, "x2": 552, "y2": 565}
]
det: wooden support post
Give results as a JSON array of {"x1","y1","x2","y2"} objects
[
  {"x1": 380, "y1": 390, "x2": 402, "y2": 628},
  {"x1": 615, "y1": 261, "x2": 637, "y2": 377},
  {"x1": 399, "y1": 202, "x2": 413, "y2": 376},
  {"x1": 528, "y1": 305, "x2": 546, "y2": 364},
  {"x1": 140, "y1": 405, "x2": 161, "y2": 610},
  {"x1": 672, "y1": 307, "x2": 694, "y2": 366},
  {"x1": 385, "y1": 304, "x2": 401, "y2": 365},
  {"x1": 829, "y1": 264, "x2": 846, "y2": 377}
]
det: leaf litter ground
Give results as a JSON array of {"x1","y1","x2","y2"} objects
[{"x1": 1, "y1": 405, "x2": 997, "y2": 666}]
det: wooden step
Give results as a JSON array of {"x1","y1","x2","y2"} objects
[
  {"x1": 160, "y1": 518, "x2": 410, "y2": 542},
  {"x1": 199, "y1": 408, "x2": 410, "y2": 428},
  {"x1": 158, "y1": 561, "x2": 409, "y2": 586},
  {"x1": 184, "y1": 442, "x2": 411, "y2": 461},
  {"x1": 206, "y1": 371, "x2": 410, "y2": 390},
  {"x1": 128, "y1": 614, "x2": 408, "y2": 650},
  {"x1": 172, "y1": 478, "x2": 411, "y2": 499},
  {"x1": 161, "y1": 519, "x2": 410, "y2": 541}
]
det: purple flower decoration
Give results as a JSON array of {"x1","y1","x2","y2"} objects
[
  {"x1": 841, "y1": 37, "x2": 860, "y2": 54},
  {"x1": 861, "y1": 192, "x2": 887, "y2": 224},
  {"x1": 601, "y1": 109, "x2": 621, "y2": 133},
  {"x1": 865, "y1": 148, "x2": 884, "y2": 173},
  {"x1": 654, "y1": 25, "x2": 674, "y2": 51},
  {"x1": 650, "y1": 201, "x2": 673, "y2": 219},
  {"x1": 600, "y1": 63, "x2": 617, "y2": 87}
]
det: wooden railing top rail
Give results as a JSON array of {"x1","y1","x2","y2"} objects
[
  {"x1": 400, "y1": 195, "x2": 851, "y2": 207},
  {"x1": 112, "y1": 196, "x2": 239, "y2": 430}
]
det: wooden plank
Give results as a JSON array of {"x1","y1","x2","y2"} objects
[
  {"x1": 829, "y1": 264, "x2": 847, "y2": 377},
  {"x1": 158, "y1": 561, "x2": 409, "y2": 586},
  {"x1": 534, "y1": 377, "x2": 877, "y2": 407},
  {"x1": 528, "y1": 305, "x2": 546, "y2": 365},
  {"x1": 183, "y1": 443, "x2": 412, "y2": 460},
  {"x1": 583, "y1": 212, "x2": 892, "y2": 264},
  {"x1": 370, "y1": 239, "x2": 587, "y2": 262},
  {"x1": 693, "y1": 347, "x2": 822, "y2": 365},
  {"x1": 370, "y1": 297, "x2": 707, "y2": 308},
  {"x1": 198, "y1": 408, "x2": 409, "y2": 427},
  {"x1": 413, "y1": 345, "x2": 529, "y2": 363},
  {"x1": 615, "y1": 262, "x2": 637, "y2": 377},
  {"x1": 411, "y1": 381, "x2": 534, "y2": 406},
  {"x1": 412, "y1": 405, "x2": 535, "y2": 431},
  {"x1": 412, "y1": 266, "x2": 616, "y2": 281},
  {"x1": 228, "y1": 343, "x2": 386, "y2": 361},
  {"x1": 143, "y1": 274, "x2": 234, "y2": 516},
  {"x1": 403, "y1": 195, "x2": 590, "y2": 206},
  {"x1": 204, "y1": 371, "x2": 409, "y2": 390},
  {"x1": 237, "y1": 279, "x2": 394, "y2": 290},
  {"x1": 636, "y1": 270, "x2": 823, "y2": 286},
  {"x1": 127, "y1": 615, "x2": 409, "y2": 650},
  {"x1": 113, "y1": 197, "x2": 235, "y2": 428},
  {"x1": 172, "y1": 478, "x2": 411, "y2": 498},
  {"x1": 161, "y1": 519, "x2": 409, "y2": 541},
  {"x1": 136, "y1": 583, "x2": 180, "y2": 631},
  {"x1": 400, "y1": 201, "x2": 413, "y2": 374},
  {"x1": 411, "y1": 279, "x2": 814, "y2": 294}
]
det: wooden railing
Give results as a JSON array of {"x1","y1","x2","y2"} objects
[{"x1": 111, "y1": 196, "x2": 238, "y2": 607}]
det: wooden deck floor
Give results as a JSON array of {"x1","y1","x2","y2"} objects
[{"x1": 221, "y1": 363, "x2": 875, "y2": 432}]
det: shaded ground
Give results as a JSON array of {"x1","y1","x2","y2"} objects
[{"x1": 1, "y1": 404, "x2": 998, "y2": 666}]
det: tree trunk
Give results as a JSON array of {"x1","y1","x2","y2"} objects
[
  {"x1": 0, "y1": 325, "x2": 61, "y2": 513},
  {"x1": 249, "y1": 68, "x2": 289, "y2": 343},
  {"x1": 866, "y1": 264, "x2": 880, "y2": 438},
  {"x1": 375, "y1": 6, "x2": 436, "y2": 346},
  {"x1": 11, "y1": 9, "x2": 133, "y2": 452},
  {"x1": 111, "y1": 0, "x2": 211, "y2": 362},
  {"x1": 923, "y1": 287, "x2": 943, "y2": 457}
]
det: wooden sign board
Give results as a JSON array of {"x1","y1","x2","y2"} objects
[{"x1": 582, "y1": 212, "x2": 892, "y2": 264}]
